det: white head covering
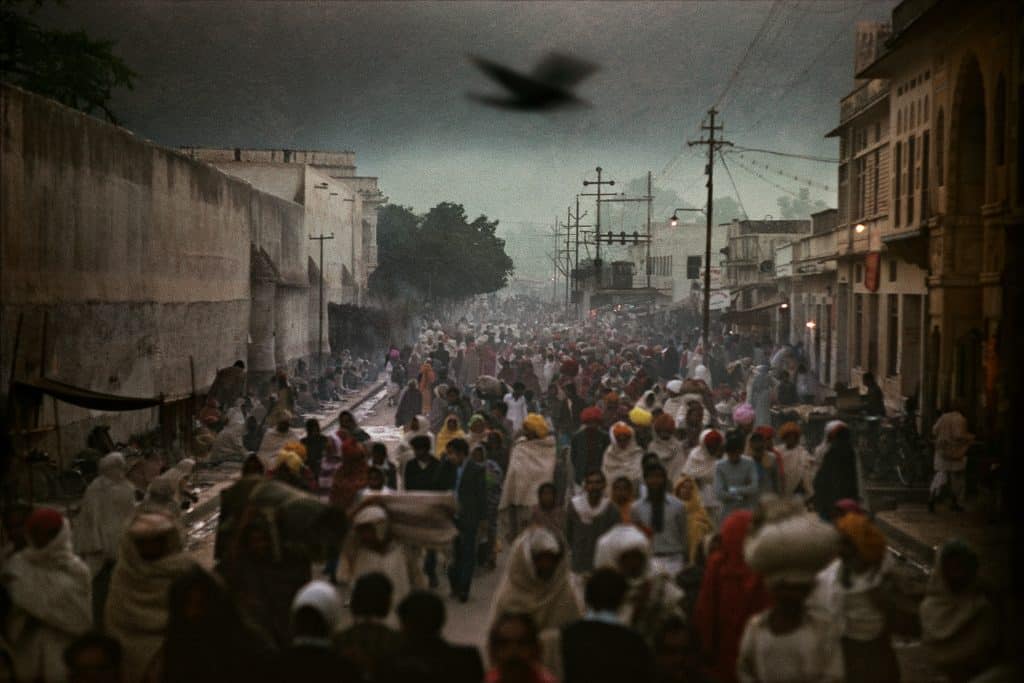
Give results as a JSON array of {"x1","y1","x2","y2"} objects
[
  {"x1": 744, "y1": 504, "x2": 839, "y2": 587},
  {"x1": 291, "y1": 580, "x2": 345, "y2": 634},
  {"x1": 593, "y1": 524, "x2": 651, "y2": 571},
  {"x1": 666, "y1": 379, "x2": 683, "y2": 395}
]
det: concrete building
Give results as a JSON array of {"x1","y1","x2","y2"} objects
[
  {"x1": 626, "y1": 219, "x2": 729, "y2": 311},
  {"x1": 721, "y1": 219, "x2": 812, "y2": 338},
  {"x1": 856, "y1": 0, "x2": 1021, "y2": 436}
]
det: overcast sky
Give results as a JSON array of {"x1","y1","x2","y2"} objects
[{"x1": 37, "y1": 0, "x2": 894, "y2": 228}]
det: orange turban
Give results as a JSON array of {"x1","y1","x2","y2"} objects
[
  {"x1": 835, "y1": 513, "x2": 887, "y2": 564},
  {"x1": 778, "y1": 421, "x2": 802, "y2": 440},
  {"x1": 611, "y1": 421, "x2": 633, "y2": 440},
  {"x1": 653, "y1": 413, "x2": 676, "y2": 432}
]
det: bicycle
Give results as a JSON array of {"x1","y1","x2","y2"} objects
[
  {"x1": 6, "y1": 449, "x2": 89, "y2": 503},
  {"x1": 881, "y1": 413, "x2": 931, "y2": 487}
]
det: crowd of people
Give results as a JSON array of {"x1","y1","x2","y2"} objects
[{"x1": 0, "y1": 300, "x2": 1012, "y2": 682}]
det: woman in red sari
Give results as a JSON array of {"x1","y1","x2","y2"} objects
[
  {"x1": 693, "y1": 510, "x2": 769, "y2": 683},
  {"x1": 329, "y1": 438, "x2": 369, "y2": 512}
]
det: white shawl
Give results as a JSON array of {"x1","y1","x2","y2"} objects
[
  {"x1": 74, "y1": 453, "x2": 137, "y2": 574},
  {"x1": 601, "y1": 432, "x2": 644, "y2": 490},
  {"x1": 499, "y1": 435, "x2": 557, "y2": 509}
]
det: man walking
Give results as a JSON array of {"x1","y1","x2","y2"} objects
[{"x1": 441, "y1": 437, "x2": 487, "y2": 602}]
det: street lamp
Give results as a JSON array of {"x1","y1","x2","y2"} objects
[
  {"x1": 854, "y1": 223, "x2": 867, "y2": 234},
  {"x1": 805, "y1": 320, "x2": 817, "y2": 330},
  {"x1": 669, "y1": 207, "x2": 704, "y2": 227}
]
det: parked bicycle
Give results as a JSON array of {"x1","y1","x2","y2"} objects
[
  {"x1": 850, "y1": 413, "x2": 931, "y2": 486},
  {"x1": 6, "y1": 449, "x2": 89, "y2": 504}
]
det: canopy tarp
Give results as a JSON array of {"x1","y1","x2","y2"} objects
[{"x1": 13, "y1": 377, "x2": 163, "y2": 411}]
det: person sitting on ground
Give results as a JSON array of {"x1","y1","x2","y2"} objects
[
  {"x1": 334, "y1": 572, "x2": 403, "y2": 682},
  {"x1": 486, "y1": 612, "x2": 558, "y2": 683},
  {"x1": 559, "y1": 568, "x2": 654, "y2": 683},
  {"x1": 381, "y1": 591, "x2": 485, "y2": 683},
  {"x1": 256, "y1": 412, "x2": 301, "y2": 467}
]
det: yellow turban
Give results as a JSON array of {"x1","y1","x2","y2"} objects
[
  {"x1": 628, "y1": 406, "x2": 653, "y2": 428},
  {"x1": 281, "y1": 441, "x2": 308, "y2": 461},
  {"x1": 835, "y1": 513, "x2": 887, "y2": 564},
  {"x1": 274, "y1": 448, "x2": 304, "y2": 474},
  {"x1": 522, "y1": 413, "x2": 550, "y2": 439}
]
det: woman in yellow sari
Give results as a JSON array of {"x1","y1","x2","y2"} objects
[
  {"x1": 673, "y1": 474, "x2": 713, "y2": 564},
  {"x1": 434, "y1": 414, "x2": 466, "y2": 459}
]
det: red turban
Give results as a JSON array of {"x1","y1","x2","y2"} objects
[
  {"x1": 703, "y1": 430, "x2": 724, "y2": 450},
  {"x1": 26, "y1": 507, "x2": 63, "y2": 537},
  {"x1": 754, "y1": 426, "x2": 775, "y2": 440},
  {"x1": 581, "y1": 407, "x2": 603, "y2": 424},
  {"x1": 653, "y1": 413, "x2": 676, "y2": 432},
  {"x1": 778, "y1": 421, "x2": 801, "y2": 439}
]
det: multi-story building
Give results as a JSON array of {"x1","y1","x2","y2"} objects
[
  {"x1": 625, "y1": 219, "x2": 729, "y2": 309},
  {"x1": 721, "y1": 219, "x2": 812, "y2": 339},
  {"x1": 826, "y1": 21, "x2": 930, "y2": 413},
  {"x1": 856, "y1": 0, "x2": 1021, "y2": 435}
]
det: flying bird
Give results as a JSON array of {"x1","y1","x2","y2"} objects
[{"x1": 467, "y1": 52, "x2": 599, "y2": 111}]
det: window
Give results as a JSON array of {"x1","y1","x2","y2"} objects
[
  {"x1": 875, "y1": 122, "x2": 881, "y2": 142},
  {"x1": 907, "y1": 135, "x2": 916, "y2": 225},
  {"x1": 868, "y1": 294, "x2": 880, "y2": 373},
  {"x1": 889, "y1": 258, "x2": 898, "y2": 282},
  {"x1": 854, "y1": 294, "x2": 865, "y2": 368},
  {"x1": 894, "y1": 141, "x2": 902, "y2": 225},
  {"x1": 686, "y1": 256, "x2": 701, "y2": 279},
  {"x1": 887, "y1": 294, "x2": 900, "y2": 376},
  {"x1": 936, "y1": 109, "x2": 945, "y2": 186},
  {"x1": 922, "y1": 130, "x2": 930, "y2": 220},
  {"x1": 855, "y1": 263, "x2": 864, "y2": 282},
  {"x1": 995, "y1": 75, "x2": 1006, "y2": 166},
  {"x1": 873, "y1": 150, "x2": 880, "y2": 215}
]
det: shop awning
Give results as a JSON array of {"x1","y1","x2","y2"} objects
[{"x1": 14, "y1": 377, "x2": 163, "y2": 411}]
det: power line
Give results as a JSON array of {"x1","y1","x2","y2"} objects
[
  {"x1": 729, "y1": 154, "x2": 819, "y2": 199},
  {"x1": 713, "y1": 0, "x2": 783, "y2": 110},
  {"x1": 718, "y1": 151, "x2": 749, "y2": 220},
  {"x1": 730, "y1": 145, "x2": 838, "y2": 163},
  {"x1": 728, "y1": 152, "x2": 834, "y2": 191}
]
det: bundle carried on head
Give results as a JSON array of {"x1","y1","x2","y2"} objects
[{"x1": 744, "y1": 496, "x2": 839, "y2": 587}]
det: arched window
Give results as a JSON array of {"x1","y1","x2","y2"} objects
[
  {"x1": 936, "y1": 108, "x2": 945, "y2": 187},
  {"x1": 995, "y1": 75, "x2": 1006, "y2": 166}
]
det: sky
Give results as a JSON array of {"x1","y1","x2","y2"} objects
[{"x1": 35, "y1": 0, "x2": 894, "y2": 234}]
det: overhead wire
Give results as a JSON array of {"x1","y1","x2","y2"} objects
[
  {"x1": 718, "y1": 151, "x2": 750, "y2": 220},
  {"x1": 712, "y1": 0, "x2": 784, "y2": 110},
  {"x1": 729, "y1": 145, "x2": 838, "y2": 163},
  {"x1": 727, "y1": 151, "x2": 834, "y2": 191},
  {"x1": 729, "y1": 154, "x2": 819, "y2": 199}
]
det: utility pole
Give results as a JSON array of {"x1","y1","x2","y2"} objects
[
  {"x1": 569, "y1": 195, "x2": 589, "y2": 319},
  {"x1": 582, "y1": 166, "x2": 615, "y2": 285},
  {"x1": 564, "y1": 206, "x2": 572, "y2": 308},
  {"x1": 308, "y1": 231, "x2": 335, "y2": 372},
  {"x1": 688, "y1": 108, "x2": 732, "y2": 351},
  {"x1": 646, "y1": 171, "x2": 652, "y2": 289}
]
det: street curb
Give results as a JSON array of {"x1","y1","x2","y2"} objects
[
  {"x1": 876, "y1": 516, "x2": 937, "y2": 567},
  {"x1": 182, "y1": 380, "x2": 387, "y2": 528}
]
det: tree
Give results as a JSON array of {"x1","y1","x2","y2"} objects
[
  {"x1": 369, "y1": 202, "x2": 515, "y2": 303},
  {"x1": 1, "y1": 0, "x2": 136, "y2": 123},
  {"x1": 621, "y1": 176, "x2": 746, "y2": 226},
  {"x1": 776, "y1": 187, "x2": 828, "y2": 220}
]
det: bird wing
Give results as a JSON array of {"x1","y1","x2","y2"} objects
[
  {"x1": 469, "y1": 55, "x2": 552, "y2": 97},
  {"x1": 530, "y1": 52, "x2": 598, "y2": 89}
]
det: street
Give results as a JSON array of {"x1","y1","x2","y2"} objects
[{"x1": 184, "y1": 386, "x2": 506, "y2": 651}]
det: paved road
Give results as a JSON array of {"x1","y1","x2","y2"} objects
[{"x1": 186, "y1": 389, "x2": 942, "y2": 678}]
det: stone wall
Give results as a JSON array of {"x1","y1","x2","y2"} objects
[{"x1": 0, "y1": 85, "x2": 312, "y2": 452}]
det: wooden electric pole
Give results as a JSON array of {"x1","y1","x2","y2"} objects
[{"x1": 309, "y1": 231, "x2": 335, "y2": 371}]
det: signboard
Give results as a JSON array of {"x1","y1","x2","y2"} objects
[
  {"x1": 864, "y1": 251, "x2": 881, "y2": 292},
  {"x1": 709, "y1": 289, "x2": 730, "y2": 311},
  {"x1": 698, "y1": 266, "x2": 723, "y2": 286}
]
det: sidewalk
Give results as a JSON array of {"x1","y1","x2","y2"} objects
[
  {"x1": 875, "y1": 502, "x2": 1012, "y2": 589},
  {"x1": 182, "y1": 378, "x2": 387, "y2": 528}
]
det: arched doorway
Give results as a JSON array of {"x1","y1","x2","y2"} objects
[{"x1": 946, "y1": 55, "x2": 986, "y2": 422}]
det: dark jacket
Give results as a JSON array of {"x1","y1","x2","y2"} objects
[
  {"x1": 404, "y1": 457, "x2": 444, "y2": 492},
  {"x1": 570, "y1": 427, "x2": 611, "y2": 485},
  {"x1": 561, "y1": 620, "x2": 653, "y2": 683},
  {"x1": 439, "y1": 459, "x2": 488, "y2": 527},
  {"x1": 380, "y1": 638, "x2": 484, "y2": 683}
]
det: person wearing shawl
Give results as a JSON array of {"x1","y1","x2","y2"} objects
[
  {"x1": 746, "y1": 365, "x2": 773, "y2": 429},
  {"x1": 435, "y1": 413, "x2": 467, "y2": 458},
  {"x1": 2, "y1": 508, "x2": 92, "y2": 682},
  {"x1": 570, "y1": 407, "x2": 610, "y2": 487},
  {"x1": 342, "y1": 505, "x2": 417, "y2": 609},
  {"x1": 684, "y1": 432, "x2": 724, "y2": 524},
  {"x1": 737, "y1": 500, "x2": 844, "y2": 683},
  {"x1": 428, "y1": 384, "x2": 452, "y2": 432},
  {"x1": 630, "y1": 462, "x2": 688, "y2": 577},
  {"x1": 648, "y1": 413, "x2": 687, "y2": 484},
  {"x1": 418, "y1": 360, "x2": 437, "y2": 415},
  {"x1": 602, "y1": 421, "x2": 644, "y2": 494},
  {"x1": 499, "y1": 414, "x2": 557, "y2": 542},
  {"x1": 331, "y1": 438, "x2": 370, "y2": 511},
  {"x1": 929, "y1": 400, "x2": 974, "y2": 512},
  {"x1": 106, "y1": 511, "x2": 198, "y2": 681},
  {"x1": 662, "y1": 379, "x2": 687, "y2": 425},
  {"x1": 565, "y1": 470, "x2": 620, "y2": 575},
  {"x1": 810, "y1": 513, "x2": 901, "y2": 683},
  {"x1": 316, "y1": 433, "x2": 343, "y2": 494},
  {"x1": 529, "y1": 482, "x2": 565, "y2": 537},
  {"x1": 777, "y1": 422, "x2": 815, "y2": 497},
  {"x1": 593, "y1": 524, "x2": 684, "y2": 648},
  {"x1": 490, "y1": 527, "x2": 582, "y2": 633},
  {"x1": 467, "y1": 413, "x2": 489, "y2": 450},
  {"x1": 72, "y1": 452, "x2": 137, "y2": 624},
  {"x1": 600, "y1": 392, "x2": 625, "y2": 429},
  {"x1": 210, "y1": 400, "x2": 249, "y2": 463},
  {"x1": 693, "y1": 509, "x2": 767, "y2": 683},
  {"x1": 672, "y1": 475, "x2": 712, "y2": 565},
  {"x1": 812, "y1": 421, "x2": 860, "y2": 519},
  {"x1": 920, "y1": 540, "x2": 1005, "y2": 683},
  {"x1": 394, "y1": 380, "x2": 423, "y2": 428}
]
